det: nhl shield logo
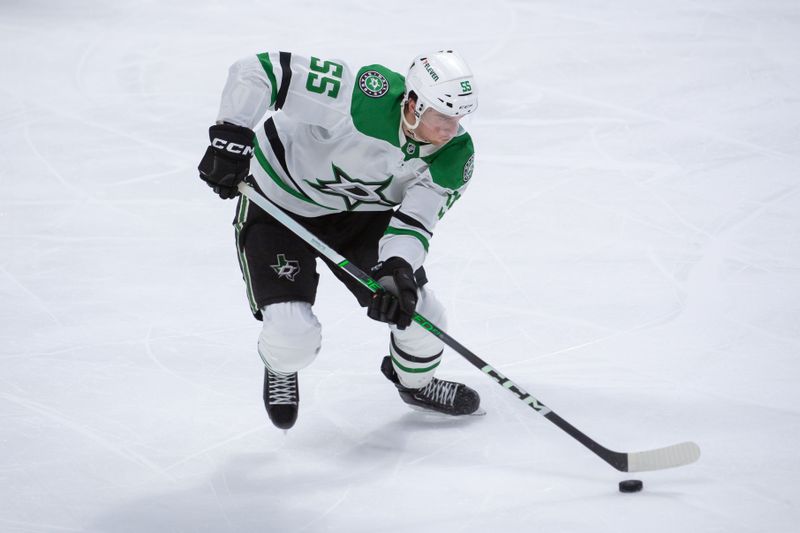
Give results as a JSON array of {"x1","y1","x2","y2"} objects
[{"x1": 359, "y1": 70, "x2": 389, "y2": 98}]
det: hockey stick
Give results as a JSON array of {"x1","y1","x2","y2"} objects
[{"x1": 237, "y1": 182, "x2": 700, "y2": 472}]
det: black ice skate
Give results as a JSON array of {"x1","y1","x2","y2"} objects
[
  {"x1": 380, "y1": 355, "x2": 480, "y2": 416},
  {"x1": 263, "y1": 366, "x2": 299, "y2": 430}
]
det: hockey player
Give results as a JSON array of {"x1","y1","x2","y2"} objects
[{"x1": 198, "y1": 49, "x2": 481, "y2": 429}]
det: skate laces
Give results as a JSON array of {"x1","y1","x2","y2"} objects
[
  {"x1": 418, "y1": 378, "x2": 458, "y2": 406},
  {"x1": 267, "y1": 369, "x2": 297, "y2": 405}
]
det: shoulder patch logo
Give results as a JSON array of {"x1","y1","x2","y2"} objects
[
  {"x1": 463, "y1": 154, "x2": 475, "y2": 183},
  {"x1": 359, "y1": 70, "x2": 389, "y2": 98}
]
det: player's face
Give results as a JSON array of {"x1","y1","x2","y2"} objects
[{"x1": 415, "y1": 108, "x2": 462, "y2": 145}]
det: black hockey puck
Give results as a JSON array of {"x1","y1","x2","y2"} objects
[{"x1": 619, "y1": 479, "x2": 643, "y2": 493}]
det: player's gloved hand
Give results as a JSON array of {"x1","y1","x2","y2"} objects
[
  {"x1": 367, "y1": 257, "x2": 418, "y2": 330},
  {"x1": 198, "y1": 123, "x2": 254, "y2": 199}
]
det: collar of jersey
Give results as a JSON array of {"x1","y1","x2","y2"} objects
[{"x1": 397, "y1": 121, "x2": 446, "y2": 159}]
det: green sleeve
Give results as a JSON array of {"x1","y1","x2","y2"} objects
[
  {"x1": 349, "y1": 64, "x2": 405, "y2": 147},
  {"x1": 422, "y1": 132, "x2": 475, "y2": 191}
]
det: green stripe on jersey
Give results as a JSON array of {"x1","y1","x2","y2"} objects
[
  {"x1": 256, "y1": 53, "x2": 279, "y2": 108},
  {"x1": 253, "y1": 141, "x2": 333, "y2": 210},
  {"x1": 383, "y1": 226, "x2": 429, "y2": 251}
]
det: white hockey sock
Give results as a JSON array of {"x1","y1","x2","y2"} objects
[{"x1": 389, "y1": 333, "x2": 442, "y2": 389}]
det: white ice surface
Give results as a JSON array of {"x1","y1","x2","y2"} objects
[{"x1": 2, "y1": 0, "x2": 799, "y2": 531}]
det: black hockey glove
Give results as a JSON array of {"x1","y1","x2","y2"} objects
[
  {"x1": 367, "y1": 257, "x2": 418, "y2": 330},
  {"x1": 198, "y1": 123, "x2": 254, "y2": 199}
]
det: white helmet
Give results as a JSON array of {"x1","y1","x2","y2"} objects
[{"x1": 403, "y1": 50, "x2": 478, "y2": 128}]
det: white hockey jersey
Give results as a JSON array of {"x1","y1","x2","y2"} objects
[{"x1": 216, "y1": 51, "x2": 475, "y2": 271}]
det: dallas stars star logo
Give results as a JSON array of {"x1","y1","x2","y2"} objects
[
  {"x1": 271, "y1": 254, "x2": 300, "y2": 281},
  {"x1": 307, "y1": 164, "x2": 395, "y2": 211}
]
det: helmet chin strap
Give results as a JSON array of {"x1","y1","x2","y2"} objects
[{"x1": 400, "y1": 95, "x2": 424, "y2": 141}]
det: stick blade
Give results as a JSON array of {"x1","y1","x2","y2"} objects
[{"x1": 626, "y1": 441, "x2": 701, "y2": 472}]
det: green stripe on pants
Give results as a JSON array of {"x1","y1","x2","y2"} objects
[{"x1": 234, "y1": 196, "x2": 258, "y2": 314}]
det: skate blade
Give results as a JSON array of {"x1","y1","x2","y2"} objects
[{"x1": 407, "y1": 405, "x2": 487, "y2": 417}]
